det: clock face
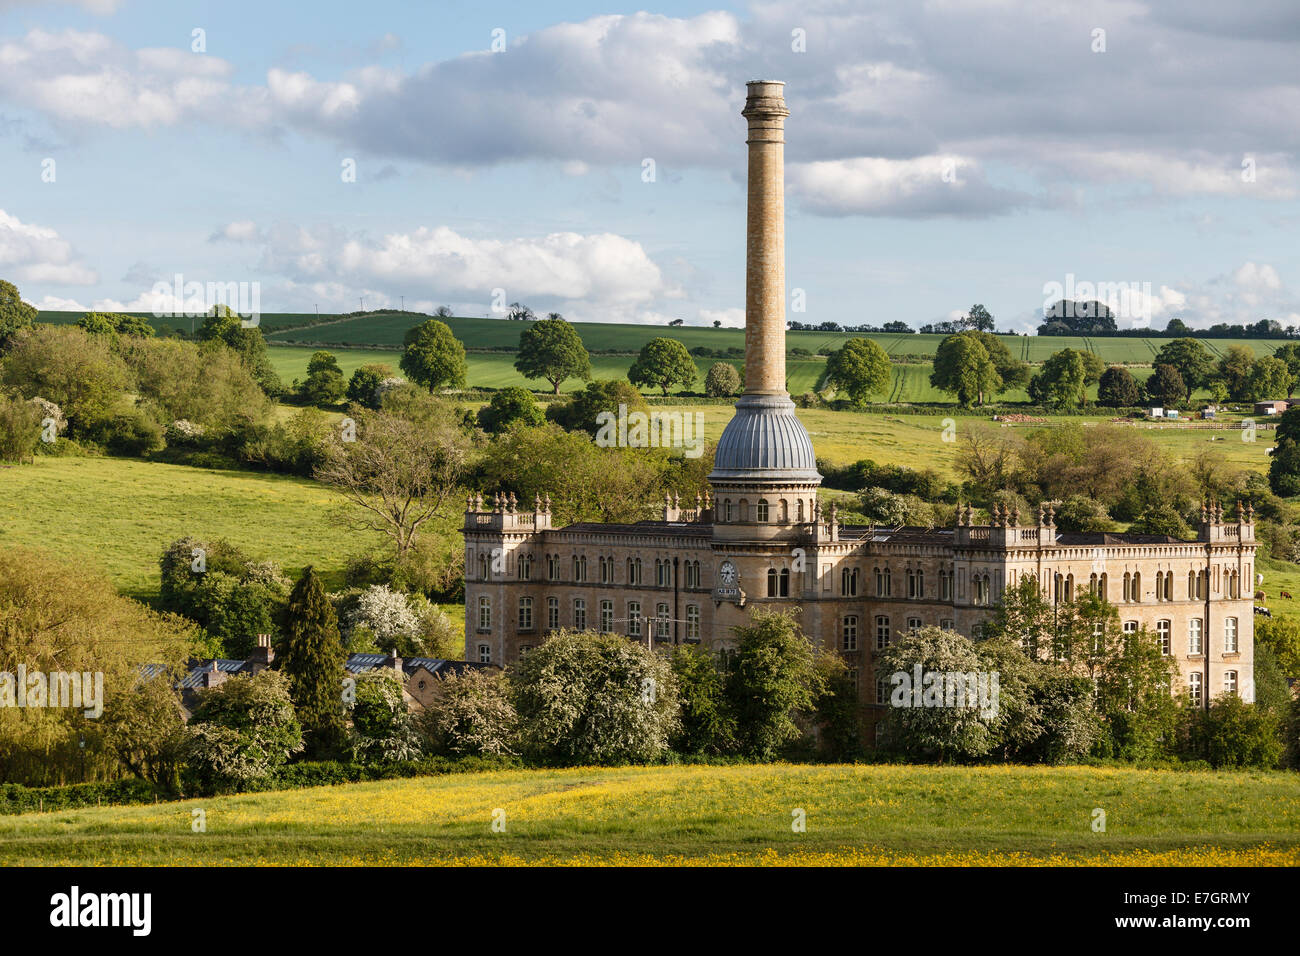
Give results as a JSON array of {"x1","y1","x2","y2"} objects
[{"x1": 719, "y1": 560, "x2": 738, "y2": 586}]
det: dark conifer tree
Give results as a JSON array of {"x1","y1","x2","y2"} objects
[{"x1": 280, "y1": 566, "x2": 347, "y2": 758}]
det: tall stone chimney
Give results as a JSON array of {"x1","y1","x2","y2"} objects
[
  {"x1": 709, "y1": 80, "x2": 820, "y2": 522},
  {"x1": 742, "y1": 80, "x2": 789, "y2": 395}
]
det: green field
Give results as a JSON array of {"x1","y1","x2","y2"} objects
[
  {"x1": 1, "y1": 763, "x2": 1295, "y2": 865},
  {"x1": 0, "y1": 457, "x2": 385, "y2": 599}
]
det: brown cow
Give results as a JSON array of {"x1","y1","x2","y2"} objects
[
  {"x1": 1255, "y1": 590, "x2": 1266, "y2": 601},
  {"x1": 1282, "y1": 591, "x2": 1293, "y2": 600}
]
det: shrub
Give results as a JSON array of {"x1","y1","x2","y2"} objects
[
  {"x1": 419, "y1": 668, "x2": 519, "y2": 757},
  {"x1": 477, "y1": 386, "x2": 545, "y2": 433},
  {"x1": 512, "y1": 629, "x2": 679, "y2": 765},
  {"x1": 703, "y1": 362, "x2": 741, "y2": 398},
  {"x1": 185, "y1": 671, "x2": 304, "y2": 793},
  {"x1": 1186, "y1": 694, "x2": 1283, "y2": 769},
  {"x1": 0, "y1": 390, "x2": 41, "y2": 462},
  {"x1": 349, "y1": 672, "x2": 423, "y2": 763}
]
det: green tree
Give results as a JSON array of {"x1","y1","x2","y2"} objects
[
  {"x1": 278, "y1": 567, "x2": 348, "y2": 758},
  {"x1": 1153, "y1": 338, "x2": 1213, "y2": 402},
  {"x1": 0, "y1": 391, "x2": 42, "y2": 462},
  {"x1": 78, "y1": 311, "x2": 155, "y2": 338},
  {"x1": 418, "y1": 668, "x2": 518, "y2": 757},
  {"x1": 349, "y1": 671, "x2": 422, "y2": 763},
  {"x1": 1028, "y1": 348, "x2": 1089, "y2": 410},
  {"x1": 1052, "y1": 495, "x2": 1117, "y2": 533},
  {"x1": 962, "y1": 303, "x2": 995, "y2": 331},
  {"x1": 1097, "y1": 366, "x2": 1140, "y2": 407},
  {"x1": 198, "y1": 305, "x2": 282, "y2": 396},
  {"x1": 545, "y1": 379, "x2": 649, "y2": 435},
  {"x1": 302, "y1": 350, "x2": 347, "y2": 405},
  {"x1": 1216, "y1": 344, "x2": 1256, "y2": 401},
  {"x1": 930, "y1": 333, "x2": 1000, "y2": 407},
  {"x1": 725, "y1": 609, "x2": 826, "y2": 760},
  {"x1": 0, "y1": 279, "x2": 37, "y2": 349},
  {"x1": 1268, "y1": 438, "x2": 1300, "y2": 496},
  {"x1": 1186, "y1": 693, "x2": 1282, "y2": 769},
  {"x1": 1245, "y1": 355, "x2": 1292, "y2": 402},
  {"x1": 703, "y1": 361, "x2": 741, "y2": 398},
  {"x1": 477, "y1": 386, "x2": 545, "y2": 433},
  {"x1": 514, "y1": 317, "x2": 591, "y2": 393},
  {"x1": 345, "y1": 363, "x2": 392, "y2": 408},
  {"x1": 1143, "y1": 363, "x2": 1186, "y2": 408},
  {"x1": 1128, "y1": 502, "x2": 1193, "y2": 538},
  {"x1": 0, "y1": 324, "x2": 131, "y2": 437},
  {"x1": 817, "y1": 337, "x2": 892, "y2": 407},
  {"x1": 668, "y1": 644, "x2": 736, "y2": 755},
  {"x1": 186, "y1": 670, "x2": 304, "y2": 792},
  {"x1": 1093, "y1": 627, "x2": 1182, "y2": 761},
  {"x1": 511, "y1": 629, "x2": 679, "y2": 764},
  {"x1": 628, "y1": 337, "x2": 697, "y2": 395},
  {"x1": 1272, "y1": 343, "x2": 1300, "y2": 397},
  {"x1": 399, "y1": 319, "x2": 467, "y2": 392}
]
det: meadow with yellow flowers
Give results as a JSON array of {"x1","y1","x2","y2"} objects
[{"x1": 1, "y1": 763, "x2": 1297, "y2": 866}]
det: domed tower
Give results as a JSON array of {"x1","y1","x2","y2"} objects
[{"x1": 709, "y1": 81, "x2": 822, "y2": 572}]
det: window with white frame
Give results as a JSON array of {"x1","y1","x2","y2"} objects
[
  {"x1": 940, "y1": 618, "x2": 954, "y2": 631},
  {"x1": 477, "y1": 643, "x2": 491, "y2": 664},
  {"x1": 627, "y1": 602, "x2": 641, "y2": 637},
  {"x1": 655, "y1": 603, "x2": 670, "y2": 640},
  {"x1": 1157, "y1": 620, "x2": 1171, "y2": 656},
  {"x1": 1188, "y1": 618, "x2": 1203, "y2": 655},
  {"x1": 1224, "y1": 617, "x2": 1238, "y2": 653},
  {"x1": 518, "y1": 597, "x2": 533, "y2": 631},
  {"x1": 686, "y1": 605, "x2": 700, "y2": 640},
  {"x1": 756, "y1": 499, "x2": 769, "y2": 522},
  {"x1": 842, "y1": 616, "x2": 858, "y2": 651},
  {"x1": 573, "y1": 598, "x2": 586, "y2": 631},
  {"x1": 875, "y1": 615, "x2": 890, "y2": 650},
  {"x1": 600, "y1": 599, "x2": 614, "y2": 633},
  {"x1": 1224, "y1": 670, "x2": 1238, "y2": 695},
  {"x1": 907, "y1": 617, "x2": 922, "y2": 633},
  {"x1": 1188, "y1": 671, "x2": 1202, "y2": 707},
  {"x1": 477, "y1": 596, "x2": 491, "y2": 630},
  {"x1": 547, "y1": 596, "x2": 559, "y2": 631}
]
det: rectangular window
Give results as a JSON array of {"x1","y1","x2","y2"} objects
[
  {"x1": 600, "y1": 599, "x2": 614, "y2": 633},
  {"x1": 1224, "y1": 617, "x2": 1238, "y2": 653},
  {"x1": 842, "y1": 616, "x2": 858, "y2": 651},
  {"x1": 875, "y1": 616, "x2": 890, "y2": 651},
  {"x1": 939, "y1": 618, "x2": 954, "y2": 631},
  {"x1": 518, "y1": 597, "x2": 533, "y2": 631},
  {"x1": 627, "y1": 602, "x2": 641, "y2": 638},
  {"x1": 1157, "y1": 620, "x2": 1171, "y2": 656},
  {"x1": 573, "y1": 599, "x2": 587, "y2": 631},
  {"x1": 1188, "y1": 672, "x2": 1202, "y2": 707},
  {"x1": 477, "y1": 596, "x2": 491, "y2": 631},
  {"x1": 1188, "y1": 618, "x2": 1203, "y2": 655},
  {"x1": 1224, "y1": 670, "x2": 1238, "y2": 695},
  {"x1": 940, "y1": 571, "x2": 952, "y2": 602},
  {"x1": 822, "y1": 563, "x2": 832, "y2": 592},
  {"x1": 477, "y1": 644, "x2": 491, "y2": 664},
  {"x1": 656, "y1": 603, "x2": 670, "y2": 640},
  {"x1": 547, "y1": 596, "x2": 559, "y2": 631},
  {"x1": 907, "y1": 617, "x2": 922, "y2": 633},
  {"x1": 686, "y1": 604, "x2": 700, "y2": 640}
]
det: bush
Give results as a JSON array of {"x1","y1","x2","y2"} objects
[
  {"x1": 349, "y1": 672, "x2": 422, "y2": 763},
  {"x1": 419, "y1": 668, "x2": 519, "y2": 757},
  {"x1": 0, "y1": 390, "x2": 41, "y2": 462},
  {"x1": 477, "y1": 386, "x2": 545, "y2": 433},
  {"x1": 1186, "y1": 694, "x2": 1283, "y2": 769},
  {"x1": 512, "y1": 629, "x2": 679, "y2": 765},
  {"x1": 185, "y1": 670, "x2": 304, "y2": 793},
  {"x1": 703, "y1": 362, "x2": 741, "y2": 398}
]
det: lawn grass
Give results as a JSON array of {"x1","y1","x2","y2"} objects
[
  {"x1": 0, "y1": 457, "x2": 385, "y2": 600},
  {"x1": 0, "y1": 763, "x2": 1295, "y2": 865}
]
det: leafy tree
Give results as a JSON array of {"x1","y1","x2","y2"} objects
[
  {"x1": 703, "y1": 361, "x2": 741, "y2": 398},
  {"x1": 278, "y1": 567, "x2": 348, "y2": 758},
  {"x1": 1143, "y1": 362, "x2": 1186, "y2": 407},
  {"x1": 345, "y1": 363, "x2": 392, "y2": 408},
  {"x1": 725, "y1": 610, "x2": 826, "y2": 760},
  {"x1": 1216, "y1": 344, "x2": 1256, "y2": 401},
  {"x1": 118, "y1": 336, "x2": 271, "y2": 437},
  {"x1": 961, "y1": 303, "x2": 996, "y2": 331},
  {"x1": 1273, "y1": 343, "x2": 1300, "y2": 397},
  {"x1": 1093, "y1": 628, "x2": 1182, "y2": 761},
  {"x1": 1052, "y1": 494, "x2": 1117, "y2": 533},
  {"x1": 186, "y1": 670, "x2": 304, "y2": 792},
  {"x1": 0, "y1": 279, "x2": 37, "y2": 349},
  {"x1": 0, "y1": 391, "x2": 41, "y2": 462},
  {"x1": 199, "y1": 305, "x2": 282, "y2": 396},
  {"x1": 1245, "y1": 355, "x2": 1292, "y2": 402},
  {"x1": 506, "y1": 302, "x2": 535, "y2": 321},
  {"x1": 1128, "y1": 502, "x2": 1193, "y2": 538},
  {"x1": 545, "y1": 379, "x2": 649, "y2": 435},
  {"x1": 629, "y1": 337, "x2": 697, "y2": 395},
  {"x1": 1186, "y1": 693, "x2": 1282, "y2": 769},
  {"x1": 302, "y1": 350, "x2": 347, "y2": 405},
  {"x1": 874, "y1": 626, "x2": 1001, "y2": 761},
  {"x1": 1255, "y1": 615, "x2": 1300, "y2": 680},
  {"x1": 511, "y1": 629, "x2": 679, "y2": 765},
  {"x1": 349, "y1": 671, "x2": 422, "y2": 763},
  {"x1": 514, "y1": 317, "x2": 591, "y2": 393},
  {"x1": 1153, "y1": 338, "x2": 1213, "y2": 401},
  {"x1": 477, "y1": 386, "x2": 545, "y2": 433},
  {"x1": 1028, "y1": 348, "x2": 1088, "y2": 410},
  {"x1": 930, "y1": 333, "x2": 1000, "y2": 406},
  {"x1": 418, "y1": 668, "x2": 518, "y2": 757},
  {"x1": 399, "y1": 319, "x2": 467, "y2": 392},
  {"x1": 315, "y1": 409, "x2": 468, "y2": 561},
  {"x1": 0, "y1": 325, "x2": 131, "y2": 437},
  {"x1": 668, "y1": 644, "x2": 737, "y2": 755},
  {"x1": 1097, "y1": 366, "x2": 1140, "y2": 407},
  {"x1": 817, "y1": 337, "x2": 891, "y2": 406},
  {"x1": 78, "y1": 311, "x2": 155, "y2": 338}
]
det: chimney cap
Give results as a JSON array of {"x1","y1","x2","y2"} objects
[{"x1": 746, "y1": 79, "x2": 785, "y2": 86}]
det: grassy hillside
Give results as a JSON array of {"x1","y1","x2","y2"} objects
[
  {"x1": 0, "y1": 457, "x2": 387, "y2": 599},
  {"x1": 1, "y1": 763, "x2": 1295, "y2": 865}
]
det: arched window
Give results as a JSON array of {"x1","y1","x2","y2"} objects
[
  {"x1": 756, "y1": 499, "x2": 769, "y2": 522},
  {"x1": 779, "y1": 499, "x2": 789, "y2": 522},
  {"x1": 841, "y1": 567, "x2": 859, "y2": 597},
  {"x1": 779, "y1": 568, "x2": 790, "y2": 597},
  {"x1": 724, "y1": 499, "x2": 734, "y2": 522},
  {"x1": 767, "y1": 568, "x2": 778, "y2": 597}
]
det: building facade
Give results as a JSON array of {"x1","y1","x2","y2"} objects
[{"x1": 461, "y1": 81, "x2": 1257, "y2": 731}]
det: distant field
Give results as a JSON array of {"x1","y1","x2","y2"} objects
[{"x1": 1, "y1": 763, "x2": 1295, "y2": 865}]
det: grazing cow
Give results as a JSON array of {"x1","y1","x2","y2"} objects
[
  {"x1": 1255, "y1": 590, "x2": 1266, "y2": 601},
  {"x1": 1282, "y1": 591, "x2": 1294, "y2": 600}
]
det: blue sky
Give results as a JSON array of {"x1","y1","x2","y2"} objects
[{"x1": 1, "y1": 0, "x2": 1298, "y2": 332}]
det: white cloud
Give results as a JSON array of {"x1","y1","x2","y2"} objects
[
  {"x1": 210, "y1": 220, "x2": 262, "y2": 243},
  {"x1": 33, "y1": 293, "x2": 87, "y2": 311},
  {"x1": 699, "y1": 307, "x2": 744, "y2": 328},
  {"x1": 0, "y1": 208, "x2": 97, "y2": 285}
]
